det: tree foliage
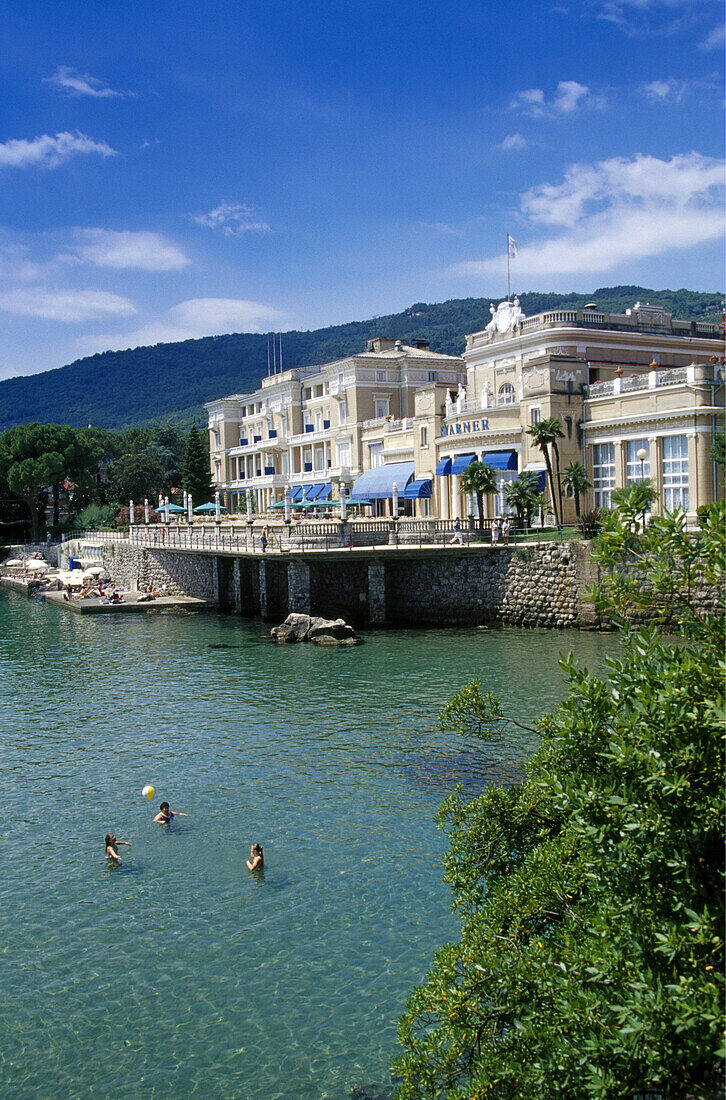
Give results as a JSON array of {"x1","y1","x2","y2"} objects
[
  {"x1": 503, "y1": 472, "x2": 542, "y2": 526},
  {"x1": 527, "y1": 417, "x2": 565, "y2": 526},
  {"x1": 394, "y1": 502, "x2": 724, "y2": 1099},
  {"x1": 562, "y1": 461, "x2": 590, "y2": 521},
  {"x1": 182, "y1": 424, "x2": 212, "y2": 505},
  {"x1": 459, "y1": 462, "x2": 498, "y2": 530}
]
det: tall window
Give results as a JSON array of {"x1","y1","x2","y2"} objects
[
  {"x1": 498, "y1": 383, "x2": 515, "y2": 406},
  {"x1": 369, "y1": 442, "x2": 384, "y2": 468},
  {"x1": 662, "y1": 435, "x2": 689, "y2": 512},
  {"x1": 592, "y1": 443, "x2": 616, "y2": 507},
  {"x1": 374, "y1": 397, "x2": 390, "y2": 419},
  {"x1": 420, "y1": 425, "x2": 428, "y2": 448},
  {"x1": 376, "y1": 370, "x2": 386, "y2": 382},
  {"x1": 339, "y1": 400, "x2": 347, "y2": 424},
  {"x1": 626, "y1": 439, "x2": 650, "y2": 483},
  {"x1": 337, "y1": 441, "x2": 351, "y2": 467},
  {"x1": 530, "y1": 406, "x2": 541, "y2": 426}
]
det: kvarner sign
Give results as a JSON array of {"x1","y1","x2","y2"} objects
[{"x1": 440, "y1": 419, "x2": 489, "y2": 436}]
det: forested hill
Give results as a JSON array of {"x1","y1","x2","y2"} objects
[{"x1": 0, "y1": 286, "x2": 721, "y2": 432}]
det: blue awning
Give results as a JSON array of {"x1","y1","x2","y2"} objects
[
  {"x1": 451, "y1": 453, "x2": 476, "y2": 475},
  {"x1": 350, "y1": 461, "x2": 415, "y2": 501},
  {"x1": 435, "y1": 457, "x2": 452, "y2": 476},
  {"x1": 403, "y1": 479, "x2": 432, "y2": 500},
  {"x1": 290, "y1": 486, "x2": 304, "y2": 501},
  {"x1": 483, "y1": 450, "x2": 518, "y2": 471},
  {"x1": 317, "y1": 482, "x2": 332, "y2": 500},
  {"x1": 305, "y1": 483, "x2": 325, "y2": 500}
]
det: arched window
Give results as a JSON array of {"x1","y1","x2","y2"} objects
[{"x1": 498, "y1": 383, "x2": 515, "y2": 406}]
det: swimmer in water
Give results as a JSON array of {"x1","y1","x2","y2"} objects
[
  {"x1": 105, "y1": 833, "x2": 131, "y2": 863},
  {"x1": 153, "y1": 801, "x2": 189, "y2": 824},
  {"x1": 246, "y1": 843, "x2": 264, "y2": 872}
]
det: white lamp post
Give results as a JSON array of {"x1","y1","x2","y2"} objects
[
  {"x1": 215, "y1": 490, "x2": 221, "y2": 524},
  {"x1": 187, "y1": 494, "x2": 194, "y2": 523},
  {"x1": 144, "y1": 498, "x2": 149, "y2": 525},
  {"x1": 246, "y1": 489, "x2": 253, "y2": 524},
  {"x1": 392, "y1": 481, "x2": 399, "y2": 519},
  {"x1": 636, "y1": 447, "x2": 648, "y2": 531},
  {"x1": 284, "y1": 486, "x2": 291, "y2": 524},
  {"x1": 129, "y1": 499, "x2": 135, "y2": 526},
  {"x1": 164, "y1": 496, "x2": 170, "y2": 524},
  {"x1": 340, "y1": 486, "x2": 347, "y2": 523}
]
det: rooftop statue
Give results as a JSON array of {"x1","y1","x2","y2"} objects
[{"x1": 485, "y1": 298, "x2": 525, "y2": 341}]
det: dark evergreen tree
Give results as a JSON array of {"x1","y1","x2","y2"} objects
[{"x1": 182, "y1": 425, "x2": 212, "y2": 505}]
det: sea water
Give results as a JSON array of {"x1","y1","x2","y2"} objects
[{"x1": 0, "y1": 591, "x2": 619, "y2": 1099}]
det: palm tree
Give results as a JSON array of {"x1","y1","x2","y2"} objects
[
  {"x1": 459, "y1": 461, "x2": 498, "y2": 530},
  {"x1": 504, "y1": 472, "x2": 543, "y2": 527},
  {"x1": 526, "y1": 417, "x2": 565, "y2": 525},
  {"x1": 562, "y1": 461, "x2": 590, "y2": 522}
]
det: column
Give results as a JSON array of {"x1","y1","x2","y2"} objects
[
  {"x1": 258, "y1": 559, "x2": 269, "y2": 619},
  {"x1": 287, "y1": 559, "x2": 311, "y2": 615},
  {"x1": 687, "y1": 431, "x2": 700, "y2": 518},
  {"x1": 368, "y1": 562, "x2": 386, "y2": 623},
  {"x1": 451, "y1": 474, "x2": 461, "y2": 519},
  {"x1": 613, "y1": 439, "x2": 626, "y2": 491},
  {"x1": 439, "y1": 478, "x2": 450, "y2": 520},
  {"x1": 649, "y1": 436, "x2": 661, "y2": 515}
]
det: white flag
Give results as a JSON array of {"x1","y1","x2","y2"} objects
[{"x1": 507, "y1": 234, "x2": 518, "y2": 258}]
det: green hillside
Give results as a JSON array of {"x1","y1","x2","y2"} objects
[{"x1": 0, "y1": 286, "x2": 721, "y2": 432}]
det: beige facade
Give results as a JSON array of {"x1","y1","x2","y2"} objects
[
  {"x1": 206, "y1": 300, "x2": 723, "y2": 524},
  {"x1": 205, "y1": 338, "x2": 465, "y2": 513}
]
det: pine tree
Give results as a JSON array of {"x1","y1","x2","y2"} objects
[{"x1": 181, "y1": 425, "x2": 212, "y2": 505}]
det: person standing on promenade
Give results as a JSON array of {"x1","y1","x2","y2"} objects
[
  {"x1": 260, "y1": 526, "x2": 268, "y2": 553},
  {"x1": 449, "y1": 518, "x2": 463, "y2": 545},
  {"x1": 501, "y1": 516, "x2": 510, "y2": 545},
  {"x1": 491, "y1": 518, "x2": 500, "y2": 546}
]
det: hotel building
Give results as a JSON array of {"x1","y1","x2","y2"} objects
[{"x1": 207, "y1": 299, "x2": 723, "y2": 524}]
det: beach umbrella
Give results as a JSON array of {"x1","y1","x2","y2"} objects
[
  {"x1": 194, "y1": 502, "x2": 228, "y2": 513},
  {"x1": 25, "y1": 559, "x2": 49, "y2": 571},
  {"x1": 4, "y1": 558, "x2": 23, "y2": 567},
  {"x1": 87, "y1": 565, "x2": 105, "y2": 575}
]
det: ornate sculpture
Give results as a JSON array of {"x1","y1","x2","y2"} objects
[{"x1": 485, "y1": 299, "x2": 526, "y2": 341}]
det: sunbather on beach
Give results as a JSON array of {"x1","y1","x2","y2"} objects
[{"x1": 153, "y1": 801, "x2": 188, "y2": 824}]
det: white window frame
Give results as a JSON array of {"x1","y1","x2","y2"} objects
[
  {"x1": 592, "y1": 442, "x2": 616, "y2": 508},
  {"x1": 530, "y1": 406, "x2": 541, "y2": 426},
  {"x1": 420, "y1": 425, "x2": 428, "y2": 448},
  {"x1": 625, "y1": 439, "x2": 650, "y2": 484},
  {"x1": 661, "y1": 435, "x2": 689, "y2": 513},
  {"x1": 498, "y1": 382, "x2": 516, "y2": 406},
  {"x1": 374, "y1": 397, "x2": 390, "y2": 419}
]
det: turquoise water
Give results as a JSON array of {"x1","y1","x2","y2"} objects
[{"x1": 0, "y1": 591, "x2": 619, "y2": 1099}]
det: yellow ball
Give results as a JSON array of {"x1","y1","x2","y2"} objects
[{"x1": 142, "y1": 784, "x2": 155, "y2": 800}]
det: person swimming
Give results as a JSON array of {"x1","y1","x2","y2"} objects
[
  {"x1": 105, "y1": 833, "x2": 131, "y2": 863},
  {"x1": 153, "y1": 801, "x2": 189, "y2": 825},
  {"x1": 246, "y1": 843, "x2": 264, "y2": 871}
]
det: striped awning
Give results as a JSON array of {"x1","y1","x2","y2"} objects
[{"x1": 403, "y1": 479, "x2": 432, "y2": 500}]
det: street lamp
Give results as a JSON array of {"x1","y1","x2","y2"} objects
[
  {"x1": 144, "y1": 498, "x2": 149, "y2": 525},
  {"x1": 129, "y1": 499, "x2": 135, "y2": 526},
  {"x1": 636, "y1": 447, "x2": 648, "y2": 532},
  {"x1": 392, "y1": 481, "x2": 399, "y2": 519}
]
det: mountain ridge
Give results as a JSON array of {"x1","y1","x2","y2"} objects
[{"x1": 0, "y1": 285, "x2": 721, "y2": 432}]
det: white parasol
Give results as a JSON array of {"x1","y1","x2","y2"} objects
[{"x1": 25, "y1": 559, "x2": 49, "y2": 571}]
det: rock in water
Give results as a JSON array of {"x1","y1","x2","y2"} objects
[{"x1": 270, "y1": 613, "x2": 361, "y2": 645}]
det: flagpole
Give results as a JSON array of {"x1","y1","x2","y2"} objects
[{"x1": 507, "y1": 233, "x2": 511, "y2": 302}]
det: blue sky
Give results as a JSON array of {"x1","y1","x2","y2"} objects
[{"x1": 0, "y1": 0, "x2": 723, "y2": 379}]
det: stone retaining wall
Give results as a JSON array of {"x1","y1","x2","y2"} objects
[{"x1": 73, "y1": 539, "x2": 603, "y2": 628}]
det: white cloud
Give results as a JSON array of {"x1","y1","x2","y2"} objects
[
  {"x1": 77, "y1": 297, "x2": 284, "y2": 354},
  {"x1": 194, "y1": 202, "x2": 270, "y2": 237},
  {"x1": 45, "y1": 66, "x2": 129, "y2": 98},
  {"x1": 498, "y1": 133, "x2": 529, "y2": 151},
  {"x1": 0, "y1": 288, "x2": 135, "y2": 322},
  {"x1": 449, "y1": 152, "x2": 725, "y2": 280},
  {"x1": 700, "y1": 23, "x2": 725, "y2": 49},
  {"x1": 72, "y1": 229, "x2": 190, "y2": 271},
  {"x1": 510, "y1": 81, "x2": 598, "y2": 118},
  {"x1": 0, "y1": 131, "x2": 116, "y2": 170},
  {"x1": 642, "y1": 78, "x2": 687, "y2": 101}
]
